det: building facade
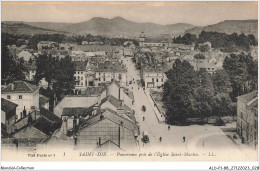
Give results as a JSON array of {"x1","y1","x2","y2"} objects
[
  {"x1": 236, "y1": 90, "x2": 258, "y2": 147},
  {"x1": 1, "y1": 81, "x2": 40, "y2": 120}
]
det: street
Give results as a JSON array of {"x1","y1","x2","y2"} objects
[{"x1": 121, "y1": 56, "x2": 257, "y2": 155}]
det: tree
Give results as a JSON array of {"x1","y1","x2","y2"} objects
[
  {"x1": 212, "y1": 69, "x2": 232, "y2": 95},
  {"x1": 163, "y1": 59, "x2": 199, "y2": 124},
  {"x1": 194, "y1": 54, "x2": 205, "y2": 59},
  {"x1": 223, "y1": 53, "x2": 257, "y2": 99}
]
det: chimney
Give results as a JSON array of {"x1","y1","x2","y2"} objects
[
  {"x1": 119, "y1": 86, "x2": 124, "y2": 101},
  {"x1": 11, "y1": 83, "x2": 14, "y2": 90},
  {"x1": 98, "y1": 94, "x2": 101, "y2": 105},
  {"x1": 117, "y1": 107, "x2": 124, "y2": 116},
  {"x1": 98, "y1": 137, "x2": 101, "y2": 146},
  {"x1": 92, "y1": 103, "x2": 99, "y2": 116},
  {"x1": 73, "y1": 116, "x2": 77, "y2": 133},
  {"x1": 62, "y1": 117, "x2": 68, "y2": 136},
  {"x1": 23, "y1": 106, "x2": 27, "y2": 118}
]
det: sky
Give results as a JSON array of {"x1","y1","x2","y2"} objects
[{"x1": 1, "y1": 1, "x2": 258, "y2": 26}]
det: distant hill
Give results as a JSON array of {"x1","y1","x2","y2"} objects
[
  {"x1": 185, "y1": 20, "x2": 258, "y2": 37},
  {"x1": 61, "y1": 17, "x2": 195, "y2": 38},
  {"x1": 1, "y1": 21, "x2": 66, "y2": 35},
  {"x1": 24, "y1": 22, "x2": 73, "y2": 31}
]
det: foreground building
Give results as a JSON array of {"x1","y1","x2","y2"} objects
[
  {"x1": 1, "y1": 81, "x2": 40, "y2": 120},
  {"x1": 236, "y1": 90, "x2": 258, "y2": 147}
]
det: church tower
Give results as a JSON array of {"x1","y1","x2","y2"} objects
[{"x1": 139, "y1": 32, "x2": 146, "y2": 47}]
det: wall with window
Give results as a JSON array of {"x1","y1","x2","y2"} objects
[{"x1": 1, "y1": 90, "x2": 39, "y2": 120}]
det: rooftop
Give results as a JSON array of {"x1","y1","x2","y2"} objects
[
  {"x1": 2, "y1": 81, "x2": 39, "y2": 93},
  {"x1": 81, "y1": 86, "x2": 107, "y2": 96},
  {"x1": 62, "y1": 106, "x2": 95, "y2": 117},
  {"x1": 96, "y1": 61, "x2": 127, "y2": 72},
  {"x1": 39, "y1": 95, "x2": 49, "y2": 107},
  {"x1": 40, "y1": 107, "x2": 62, "y2": 123},
  {"x1": 74, "y1": 61, "x2": 86, "y2": 71},
  {"x1": 1, "y1": 98, "x2": 18, "y2": 119},
  {"x1": 237, "y1": 90, "x2": 258, "y2": 106}
]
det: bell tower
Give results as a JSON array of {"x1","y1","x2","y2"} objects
[{"x1": 139, "y1": 32, "x2": 146, "y2": 47}]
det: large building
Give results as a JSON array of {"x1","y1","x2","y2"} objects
[
  {"x1": 1, "y1": 81, "x2": 40, "y2": 120},
  {"x1": 95, "y1": 61, "x2": 127, "y2": 86},
  {"x1": 236, "y1": 90, "x2": 258, "y2": 147},
  {"x1": 142, "y1": 64, "x2": 167, "y2": 89}
]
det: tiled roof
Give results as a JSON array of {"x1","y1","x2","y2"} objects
[
  {"x1": 81, "y1": 86, "x2": 107, "y2": 96},
  {"x1": 39, "y1": 95, "x2": 49, "y2": 107},
  {"x1": 1, "y1": 81, "x2": 39, "y2": 93},
  {"x1": 1, "y1": 98, "x2": 18, "y2": 119},
  {"x1": 79, "y1": 108, "x2": 138, "y2": 132},
  {"x1": 62, "y1": 106, "x2": 94, "y2": 117},
  {"x1": 74, "y1": 61, "x2": 86, "y2": 71},
  {"x1": 73, "y1": 44, "x2": 116, "y2": 52},
  {"x1": 100, "y1": 95, "x2": 135, "y2": 121},
  {"x1": 33, "y1": 118, "x2": 61, "y2": 136},
  {"x1": 237, "y1": 90, "x2": 258, "y2": 106},
  {"x1": 40, "y1": 107, "x2": 61, "y2": 123},
  {"x1": 96, "y1": 61, "x2": 127, "y2": 72}
]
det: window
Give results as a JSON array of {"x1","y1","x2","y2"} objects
[
  {"x1": 19, "y1": 95, "x2": 22, "y2": 99},
  {"x1": 7, "y1": 95, "x2": 10, "y2": 99},
  {"x1": 161, "y1": 78, "x2": 163, "y2": 82},
  {"x1": 81, "y1": 77, "x2": 83, "y2": 80},
  {"x1": 81, "y1": 71, "x2": 83, "y2": 74},
  {"x1": 98, "y1": 78, "x2": 100, "y2": 81},
  {"x1": 78, "y1": 76, "x2": 80, "y2": 80},
  {"x1": 152, "y1": 78, "x2": 154, "y2": 82},
  {"x1": 103, "y1": 78, "x2": 106, "y2": 81},
  {"x1": 81, "y1": 82, "x2": 83, "y2": 85},
  {"x1": 156, "y1": 78, "x2": 158, "y2": 82},
  {"x1": 99, "y1": 72, "x2": 101, "y2": 76}
]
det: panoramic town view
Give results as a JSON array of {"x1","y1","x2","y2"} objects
[{"x1": 1, "y1": 1, "x2": 258, "y2": 161}]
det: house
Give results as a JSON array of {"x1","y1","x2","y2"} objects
[
  {"x1": 17, "y1": 51, "x2": 33, "y2": 62},
  {"x1": 37, "y1": 41, "x2": 57, "y2": 51},
  {"x1": 142, "y1": 64, "x2": 166, "y2": 89},
  {"x1": 39, "y1": 95, "x2": 49, "y2": 110},
  {"x1": 76, "y1": 108, "x2": 139, "y2": 151},
  {"x1": 74, "y1": 61, "x2": 87, "y2": 89},
  {"x1": 236, "y1": 90, "x2": 258, "y2": 147},
  {"x1": 95, "y1": 61, "x2": 127, "y2": 86},
  {"x1": 54, "y1": 86, "x2": 107, "y2": 118},
  {"x1": 1, "y1": 98, "x2": 18, "y2": 134},
  {"x1": 1, "y1": 81, "x2": 40, "y2": 120},
  {"x1": 12, "y1": 108, "x2": 62, "y2": 147}
]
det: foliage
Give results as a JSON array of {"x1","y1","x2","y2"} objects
[
  {"x1": 163, "y1": 59, "x2": 239, "y2": 125},
  {"x1": 197, "y1": 31, "x2": 257, "y2": 52},
  {"x1": 1, "y1": 41, "x2": 28, "y2": 83},
  {"x1": 223, "y1": 53, "x2": 257, "y2": 99},
  {"x1": 35, "y1": 54, "x2": 75, "y2": 100},
  {"x1": 173, "y1": 33, "x2": 197, "y2": 45},
  {"x1": 211, "y1": 69, "x2": 232, "y2": 95}
]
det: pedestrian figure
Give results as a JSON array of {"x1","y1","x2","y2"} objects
[
  {"x1": 138, "y1": 87, "x2": 139, "y2": 90},
  {"x1": 183, "y1": 136, "x2": 186, "y2": 142},
  {"x1": 203, "y1": 141, "x2": 205, "y2": 147},
  {"x1": 168, "y1": 125, "x2": 170, "y2": 130},
  {"x1": 143, "y1": 117, "x2": 145, "y2": 121},
  {"x1": 161, "y1": 115, "x2": 162, "y2": 117},
  {"x1": 159, "y1": 137, "x2": 162, "y2": 142}
]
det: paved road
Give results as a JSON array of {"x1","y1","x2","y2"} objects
[{"x1": 121, "y1": 56, "x2": 247, "y2": 154}]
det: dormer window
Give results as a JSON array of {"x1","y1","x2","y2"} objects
[
  {"x1": 19, "y1": 95, "x2": 23, "y2": 99},
  {"x1": 7, "y1": 95, "x2": 11, "y2": 99}
]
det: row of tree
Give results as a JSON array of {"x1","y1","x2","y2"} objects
[
  {"x1": 172, "y1": 31, "x2": 257, "y2": 52},
  {"x1": 2, "y1": 32, "x2": 139, "y2": 50},
  {"x1": 163, "y1": 52, "x2": 257, "y2": 125}
]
